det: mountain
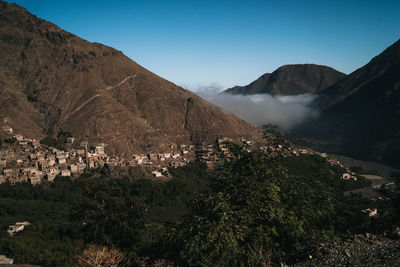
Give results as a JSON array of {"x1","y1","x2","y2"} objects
[
  {"x1": 223, "y1": 64, "x2": 345, "y2": 96},
  {"x1": 0, "y1": 1, "x2": 261, "y2": 154},
  {"x1": 290, "y1": 39, "x2": 400, "y2": 168}
]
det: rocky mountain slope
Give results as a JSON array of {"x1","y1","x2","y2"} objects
[
  {"x1": 223, "y1": 64, "x2": 345, "y2": 96},
  {"x1": 290, "y1": 39, "x2": 400, "y2": 168},
  {"x1": 293, "y1": 233, "x2": 400, "y2": 267},
  {"x1": 0, "y1": 1, "x2": 261, "y2": 154}
]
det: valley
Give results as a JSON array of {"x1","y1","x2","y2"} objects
[{"x1": 0, "y1": 0, "x2": 399, "y2": 266}]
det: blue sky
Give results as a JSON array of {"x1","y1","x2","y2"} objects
[{"x1": 9, "y1": 0, "x2": 400, "y2": 90}]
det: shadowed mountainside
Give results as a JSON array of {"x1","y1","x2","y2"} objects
[
  {"x1": 290, "y1": 39, "x2": 400, "y2": 167},
  {"x1": 0, "y1": 1, "x2": 261, "y2": 154},
  {"x1": 223, "y1": 64, "x2": 345, "y2": 96}
]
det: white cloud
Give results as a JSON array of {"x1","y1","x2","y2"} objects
[{"x1": 192, "y1": 83, "x2": 319, "y2": 132}]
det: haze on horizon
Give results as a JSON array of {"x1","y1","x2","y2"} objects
[{"x1": 9, "y1": 0, "x2": 400, "y2": 90}]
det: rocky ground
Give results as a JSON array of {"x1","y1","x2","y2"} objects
[{"x1": 292, "y1": 233, "x2": 400, "y2": 267}]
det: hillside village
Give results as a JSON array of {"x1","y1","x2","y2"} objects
[{"x1": 0, "y1": 124, "x2": 370, "y2": 186}]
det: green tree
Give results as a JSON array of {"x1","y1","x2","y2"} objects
[
  {"x1": 40, "y1": 136, "x2": 56, "y2": 147},
  {"x1": 176, "y1": 148, "x2": 337, "y2": 266}
]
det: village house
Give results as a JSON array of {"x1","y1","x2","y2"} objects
[
  {"x1": 13, "y1": 134, "x2": 23, "y2": 141},
  {"x1": 0, "y1": 159, "x2": 6, "y2": 168},
  {"x1": 342, "y1": 173, "x2": 357, "y2": 180},
  {"x1": 7, "y1": 221, "x2": 30, "y2": 236},
  {"x1": 29, "y1": 175, "x2": 41, "y2": 185},
  {"x1": 47, "y1": 172, "x2": 57, "y2": 182},
  {"x1": 106, "y1": 160, "x2": 118, "y2": 167},
  {"x1": 362, "y1": 208, "x2": 378, "y2": 217},
  {"x1": 172, "y1": 153, "x2": 180, "y2": 159},
  {"x1": 1, "y1": 125, "x2": 13, "y2": 133},
  {"x1": 29, "y1": 169, "x2": 43, "y2": 185},
  {"x1": 80, "y1": 141, "x2": 88, "y2": 148},
  {"x1": 3, "y1": 168, "x2": 12, "y2": 177},
  {"x1": 36, "y1": 153, "x2": 45, "y2": 162},
  {"x1": 0, "y1": 149, "x2": 7, "y2": 157},
  {"x1": 136, "y1": 158, "x2": 145, "y2": 164},
  {"x1": 77, "y1": 163, "x2": 86, "y2": 172},
  {"x1": 88, "y1": 160, "x2": 95, "y2": 169},
  {"x1": 95, "y1": 145, "x2": 105, "y2": 155},
  {"x1": 170, "y1": 161, "x2": 186, "y2": 168},
  {"x1": 148, "y1": 153, "x2": 158, "y2": 161},
  {"x1": 29, "y1": 153, "x2": 36, "y2": 161},
  {"x1": 0, "y1": 254, "x2": 13, "y2": 264},
  {"x1": 18, "y1": 139, "x2": 28, "y2": 145},
  {"x1": 18, "y1": 173, "x2": 29, "y2": 183},
  {"x1": 31, "y1": 139, "x2": 40, "y2": 148},
  {"x1": 38, "y1": 160, "x2": 49, "y2": 170},
  {"x1": 61, "y1": 169, "x2": 71, "y2": 177},
  {"x1": 48, "y1": 157, "x2": 56, "y2": 166},
  {"x1": 21, "y1": 167, "x2": 32, "y2": 174},
  {"x1": 158, "y1": 154, "x2": 166, "y2": 161},
  {"x1": 152, "y1": 170, "x2": 163, "y2": 177},
  {"x1": 58, "y1": 157, "x2": 66, "y2": 164},
  {"x1": 70, "y1": 164, "x2": 78, "y2": 174},
  {"x1": 47, "y1": 167, "x2": 59, "y2": 175}
]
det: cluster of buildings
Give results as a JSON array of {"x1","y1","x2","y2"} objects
[
  {"x1": 0, "y1": 124, "x2": 391, "y2": 186},
  {"x1": 0, "y1": 132, "x2": 107, "y2": 184},
  {"x1": 195, "y1": 137, "x2": 234, "y2": 169},
  {"x1": 0, "y1": 129, "x2": 207, "y2": 183},
  {"x1": 0, "y1": 127, "x2": 360, "y2": 185}
]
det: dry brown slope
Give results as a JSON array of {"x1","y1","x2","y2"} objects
[{"x1": 0, "y1": 1, "x2": 261, "y2": 153}]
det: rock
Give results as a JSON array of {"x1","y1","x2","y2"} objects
[{"x1": 290, "y1": 234, "x2": 400, "y2": 267}]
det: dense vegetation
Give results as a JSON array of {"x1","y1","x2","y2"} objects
[
  {"x1": 0, "y1": 148, "x2": 398, "y2": 266},
  {"x1": 39, "y1": 136, "x2": 56, "y2": 147}
]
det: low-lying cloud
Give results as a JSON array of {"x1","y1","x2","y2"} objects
[{"x1": 192, "y1": 83, "x2": 319, "y2": 132}]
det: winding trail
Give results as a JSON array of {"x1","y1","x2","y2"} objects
[
  {"x1": 64, "y1": 94, "x2": 102, "y2": 121},
  {"x1": 104, "y1": 75, "x2": 135, "y2": 91},
  {"x1": 62, "y1": 74, "x2": 136, "y2": 123}
]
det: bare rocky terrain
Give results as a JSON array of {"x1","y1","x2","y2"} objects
[
  {"x1": 0, "y1": 1, "x2": 261, "y2": 155},
  {"x1": 292, "y1": 233, "x2": 400, "y2": 267}
]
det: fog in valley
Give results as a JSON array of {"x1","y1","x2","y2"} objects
[{"x1": 191, "y1": 83, "x2": 319, "y2": 131}]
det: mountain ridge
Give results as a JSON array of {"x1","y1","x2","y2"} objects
[
  {"x1": 290, "y1": 38, "x2": 400, "y2": 167},
  {"x1": 223, "y1": 64, "x2": 345, "y2": 96},
  {"x1": 0, "y1": 1, "x2": 262, "y2": 154}
]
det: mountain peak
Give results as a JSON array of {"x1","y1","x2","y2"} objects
[
  {"x1": 291, "y1": 38, "x2": 400, "y2": 167},
  {"x1": 318, "y1": 38, "x2": 400, "y2": 110},
  {"x1": 0, "y1": 0, "x2": 261, "y2": 154},
  {"x1": 223, "y1": 64, "x2": 345, "y2": 96}
]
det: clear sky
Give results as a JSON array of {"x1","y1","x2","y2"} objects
[{"x1": 9, "y1": 0, "x2": 400, "y2": 90}]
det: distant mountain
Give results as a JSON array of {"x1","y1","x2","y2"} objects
[
  {"x1": 223, "y1": 64, "x2": 345, "y2": 96},
  {"x1": 0, "y1": 1, "x2": 261, "y2": 154},
  {"x1": 290, "y1": 39, "x2": 400, "y2": 168}
]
